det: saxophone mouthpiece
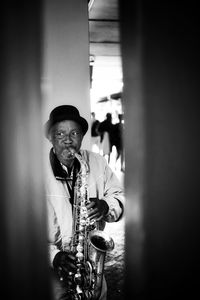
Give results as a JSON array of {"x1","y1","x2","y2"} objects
[{"x1": 68, "y1": 147, "x2": 76, "y2": 158}]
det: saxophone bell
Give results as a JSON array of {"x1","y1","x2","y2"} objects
[
  {"x1": 89, "y1": 230, "x2": 114, "y2": 253},
  {"x1": 88, "y1": 230, "x2": 114, "y2": 300}
]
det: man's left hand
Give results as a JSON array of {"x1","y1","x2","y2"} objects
[{"x1": 86, "y1": 198, "x2": 109, "y2": 221}]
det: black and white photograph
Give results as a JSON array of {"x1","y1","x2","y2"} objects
[{"x1": 0, "y1": 1, "x2": 199, "y2": 300}]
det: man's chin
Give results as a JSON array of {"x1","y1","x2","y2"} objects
[{"x1": 58, "y1": 155, "x2": 74, "y2": 168}]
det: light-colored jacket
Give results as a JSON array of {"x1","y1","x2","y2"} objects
[{"x1": 45, "y1": 149, "x2": 124, "y2": 265}]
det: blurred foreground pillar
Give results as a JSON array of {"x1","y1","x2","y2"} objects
[
  {"x1": 119, "y1": 1, "x2": 200, "y2": 299},
  {"x1": 0, "y1": 1, "x2": 51, "y2": 299}
]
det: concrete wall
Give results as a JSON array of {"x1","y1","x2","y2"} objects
[{"x1": 42, "y1": 0, "x2": 91, "y2": 150}]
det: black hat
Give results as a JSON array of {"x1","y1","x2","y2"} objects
[{"x1": 45, "y1": 105, "x2": 88, "y2": 137}]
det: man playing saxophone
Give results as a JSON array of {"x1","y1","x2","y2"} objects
[{"x1": 44, "y1": 105, "x2": 124, "y2": 300}]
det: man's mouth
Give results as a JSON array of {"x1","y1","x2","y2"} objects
[{"x1": 62, "y1": 147, "x2": 76, "y2": 159}]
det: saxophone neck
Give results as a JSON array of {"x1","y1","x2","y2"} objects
[{"x1": 75, "y1": 152, "x2": 89, "y2": 176}]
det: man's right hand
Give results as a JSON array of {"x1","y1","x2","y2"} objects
[{"x1": 53, "y1": 251, "x2": 76, "y2": 280}]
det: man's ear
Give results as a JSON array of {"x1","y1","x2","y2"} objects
[{"x1": 47, "y1": 131, "x2": 52, "y2": 143}]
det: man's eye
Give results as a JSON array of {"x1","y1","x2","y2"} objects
[
  {"x1": 55, "y1": 132, "x2": 64, "y2": 138},
  {"x1": 71, "y1": 131, "x2": 80, "y2": 137}
]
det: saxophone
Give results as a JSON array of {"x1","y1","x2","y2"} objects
[{"x1": 64, "y1": 150, "x2": 114, "y2": 300}]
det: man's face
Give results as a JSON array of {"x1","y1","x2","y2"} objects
[{"x1": 49, "y1": 120, "x2": 84, "y2": 166}]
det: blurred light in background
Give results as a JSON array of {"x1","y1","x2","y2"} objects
[{"x1": 90, "y1": 56, "x2": 123, "y2": 122}]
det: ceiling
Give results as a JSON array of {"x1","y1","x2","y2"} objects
[
  {"x1": 88, "y1": 0, "x2": 121, "y2": 57},
  {"x1": 88, "y1": 0, "x2": 122, "y2": 106}
]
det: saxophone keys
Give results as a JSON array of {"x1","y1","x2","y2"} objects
[
  {"x1": 78, "y1": 234, "x2": 84, "y2": 241},
  {"x1": 74, "y1": 273, "x2": 83, "y2": 286},
  {"x1": 86, "y1": 219, "x2": 90, "y2": 226},
  {"x1": 80, "y1": 206, "x2": 88, "y2": 216},
  {"x1": 78, "y1": 225, "x2": 84, "y2": 232},
  {"x1": 80, "y1": 218, "x2": 86, "y2": 225},
  {"x1": 76, "y1": 251, "x2": 84, "y2": 260},
  {"x1": 76, "y1": 244, "x2": 83, "y2": 252}
]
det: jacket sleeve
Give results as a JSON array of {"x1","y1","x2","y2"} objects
[
  {"x1": 101, "y1": 159, "x2": 124, "y2": 222},
  {"x1": 47, "y1": 200, "x2": 61, "y2": 266}
]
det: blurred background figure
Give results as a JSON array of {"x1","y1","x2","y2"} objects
[
  {"x1": 112, "y1": 113, "x2": 125, "y2": 172},
  {"x1": 98, "y1": 113, "x2": 115, "y2": 164},
  {"x1": 91, "y1": 112, "x2": 100, "y2": 153}
]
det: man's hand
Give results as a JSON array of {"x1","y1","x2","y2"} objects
[
  {"x1": 53, "y1": 251, "x2": 76, "y2": 281},
  {"x1": 87, "y1": 198, "x2": 109, "y2": 221}
]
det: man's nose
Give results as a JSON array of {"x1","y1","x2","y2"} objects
[{"x1": 63, "y1": 134, "x2": 72, "y2": 143}]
